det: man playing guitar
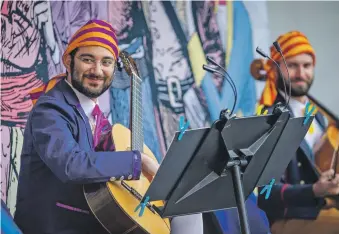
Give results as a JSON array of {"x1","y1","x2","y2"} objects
[{"x1": 14, "y1": 19, "x2": 203, "y2": 234}]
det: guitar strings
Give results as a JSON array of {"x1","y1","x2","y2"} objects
[{"x1": 127, "y1": 69, "x2": 172, "y2": 231}]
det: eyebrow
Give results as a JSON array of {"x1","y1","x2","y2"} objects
[
  {"x1": 79, "y1": 54, "x2": 115, "y2": 60},
  {"x1": 79, "y1": 54, "x2": 95, "y2": 58},
  {"x1": 102, "y1": 56, "x2": 115, "y2": 60}
]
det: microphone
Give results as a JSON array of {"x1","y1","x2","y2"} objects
[
  {"x1": 255, "y1": 47, "x2": 289, "y2": 110},
  {"x1": 206, "y1": 57, "x2": 238, "y2": 113},
  {"x1": 273, "y1": 41, "x2": 291, "y2": 108},
  {"x1": 203, "y1": 57, "x2": 238, "y2": 115},
  {"x1": 203, "y1": 64, "x2": 227, "y2": 79},
  {"x1": 273, "y1": 41, "x2": 281, "y2": 52},
  {"x1": 255, "y1": 47, "x2": 269, "y2": 58},
  {"x1": 203, "y1": 65, "x2": 237, "y2": 113}
]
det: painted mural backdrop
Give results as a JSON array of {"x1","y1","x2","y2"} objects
[{"x1": 1, "y1": 0, "x2": 270, "y2": 231}]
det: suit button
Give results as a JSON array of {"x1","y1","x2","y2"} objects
[
  {"x1": 110, "y1": 177, "x2": 116, "y2": 181},
  {"x1": 300, "y1": 180, "x2": 305, "y2": 184},
  {"x1": 298, "y1": 162, "x2": 302, "y2": 167},
  {"x1": 120, "y1": 176, "x2": 124, "y2": 180},
  {"x1": 128, "y1": 175, "x2": 133, "y2": 180}
]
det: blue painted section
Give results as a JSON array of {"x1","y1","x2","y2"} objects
[
  {"x1": 200, "y1": 1, "x2": 256, "y2": 119},
  {"x1": 1, "y1": 200, "x2": 22, "y2": 234}
]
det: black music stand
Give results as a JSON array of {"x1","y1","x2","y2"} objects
[{"x1": 143, "y1": 104, "x2": 313, "y2": 234}]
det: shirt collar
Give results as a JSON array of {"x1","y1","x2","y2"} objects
[
  {"x1": 278, "y1": 90, "x2": 309, "y2": 117},
  {"x1": 65, "y1": 80, "x2": 98, "y2": 118}
]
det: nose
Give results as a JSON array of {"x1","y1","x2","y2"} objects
[
  {"x1": 91, "y1": 62, "x2": 104, "y2": 77},
  {"x1": 296, "y1": 66, "x2": 307, "y2": 80}
]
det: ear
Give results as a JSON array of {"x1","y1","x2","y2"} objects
[{"x1": 64, "y1": 54, "x2": 72, "y2": 73}]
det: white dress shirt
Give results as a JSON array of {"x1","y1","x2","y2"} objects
[
  {"x1": 279, "y1": 91, "x2": 324, "y2": 150},
  {"x1": 65, "y1": 80, "x2": 99, "y2": 134}
]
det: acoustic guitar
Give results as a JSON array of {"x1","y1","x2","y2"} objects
[{"x1": 83, "y1": 52, "x2": 170, "y2": 234}]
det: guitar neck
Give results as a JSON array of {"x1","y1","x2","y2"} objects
[{"x1": 130, "y1": 72, "x2": 144, "y2": 152}]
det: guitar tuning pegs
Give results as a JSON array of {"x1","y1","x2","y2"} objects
[{"x1": 117, "y1": 57, "x2": 123, "y2": 72}]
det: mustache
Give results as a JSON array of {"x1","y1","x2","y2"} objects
[
  {"x1": 83, "y1": 74, "x2": 105, "y2": 80},
  {"x1": 291, "y1": 78, "x2": 309, "y2": 83}
]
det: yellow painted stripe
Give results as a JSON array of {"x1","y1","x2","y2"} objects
[
  {"x1": 187, "y1": 32, "x2": 207, "y2": 87},
  {"x1": 214, "y1": 0, "x2": 219, "y2": 13}
]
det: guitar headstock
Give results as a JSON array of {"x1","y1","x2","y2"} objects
[{"x1": 118, "y1": 51, "x2": 140, "y2": 77}]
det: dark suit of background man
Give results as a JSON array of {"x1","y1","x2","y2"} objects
[
  {"x1": 14, "y1": 19, "x2": 203, "y2": 234},
  {"x1": 255, "y1": 30, "x2": 339, "y2": 234}
]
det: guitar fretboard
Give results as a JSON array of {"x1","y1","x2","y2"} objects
[{"x1": 131, "y1": 72, "x2": 144, "y2": 152}]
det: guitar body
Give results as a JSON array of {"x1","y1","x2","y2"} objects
[
  {"x1": 84, "y1": 124, "x2": 170, "y2": 234},
  {"x1": 315, "y1": 125, "x2": 339, "y2": 173},
  {"x1": 314, "y1": 124, "x2": 339, "y2": 203}
]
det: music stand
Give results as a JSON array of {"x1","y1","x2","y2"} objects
[{"x1": 143, "y1": 104, "x2": 313, "y2": 234}]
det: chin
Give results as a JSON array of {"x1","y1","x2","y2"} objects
[
  {"x1": 291, "y1": 89, "x2": 309, "y2": 97},
  {"x1": 89, "y1": 88, "x2": 103, "y2": 95}
]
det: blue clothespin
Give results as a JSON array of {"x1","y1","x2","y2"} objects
[
  {"x1": 260, "y1": 178, "x2": 275, "y2": 200},
  {"x1": 178, "y1": 116, "x2": 189, "y2": 141},
  {"x1": 134, "y1": 196, "x2": 150, "y2": 217},
  {"x1": 303, "y1": 102, "x2": 316, "y2": 125}
]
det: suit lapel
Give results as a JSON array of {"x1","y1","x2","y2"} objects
[
  {"x1": 58, "y1": 80, "x2": 94, "y2": 149},
  {"x1": 315, "y1": 111, "x2": 326, "y2": 130}
]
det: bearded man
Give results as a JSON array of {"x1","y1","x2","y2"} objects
[
  {"x1": 257, "y1": 31, "x2": 339, "y2": 234},
  {"x1": 14, "y1": 19, "x2": 203, "y2": 234}
]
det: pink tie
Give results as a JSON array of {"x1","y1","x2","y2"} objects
[{"x1": 91, "y1": 104, "x2": 115, "y2": 151}]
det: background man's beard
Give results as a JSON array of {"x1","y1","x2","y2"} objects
[
  {"x1": 277, "y1": 73, "x2": 313, "y2": 97},
  {"x1": 71, "y1": 70, "x2": 111, "y2": 99}
]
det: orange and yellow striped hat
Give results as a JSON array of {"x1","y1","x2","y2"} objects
[
  {"x1": 260, "y1": 31, "x2": 316, "y2": 106},
  {"x1": 62, "y1": 19, "x2": 120, "y2": 65}
]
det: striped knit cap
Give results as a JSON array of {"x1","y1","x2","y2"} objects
[
  {"x1": 260, "y1": 31, "x2": 316, "y2": 106},
  {"x1": 62, "y1": 19, "x2": 119, "y2": 64},
  {"x1": 30, "y1": 19, "x2": 119, "y2": 105}
]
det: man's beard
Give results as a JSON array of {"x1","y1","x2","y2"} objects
[
  {"x1": 277, "y1": 73, "x2": 314, "y2": 97},
  {"x1": 71, "y1": 67, "x2": 112, "y2": 99}
]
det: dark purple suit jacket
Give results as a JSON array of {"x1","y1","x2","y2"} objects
[{"x1": 14, "y1": 79, "x2": 141, "y2": 234}]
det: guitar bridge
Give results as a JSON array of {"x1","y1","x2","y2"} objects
[{"x1": 121, "y1": 181, "x2": 157, "y2": 214}]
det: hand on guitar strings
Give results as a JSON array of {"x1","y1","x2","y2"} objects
[
  {"x1": 141, "y1": 153, "x2": 159, "y2": 183},
  {"x1": 313, "y1": 169, "x2": 339, "y2": 198}
]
